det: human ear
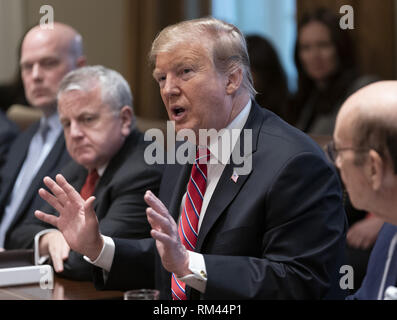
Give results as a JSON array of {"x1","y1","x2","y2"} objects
[
  {"x1": 120, "y1": 106, "x2": 133, "y2": 136},
  {"x1": 368, "y1": 149, "x2": 384, "y2": 191},
  {"x1": 226, "y1": 67, "x2": 243, "y2": 95},
  {"x1": 76, "y1": 56, "x2": 87, "y2": 68}
]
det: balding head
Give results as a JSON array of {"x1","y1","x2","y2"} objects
[
  {"x1": 336, "y1": 81, "x2": 397, "y2": 172},
  {"x1": 338, "y1": 81, "x2": 397, "y2": 129},
  {"x1": 20, "y1": 22, "x2": 86, "y2": 115},
  {"x1": 334, "y1": 81, "x2": 397, "y2": 223}
]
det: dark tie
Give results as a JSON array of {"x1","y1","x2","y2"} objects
[
  {"x1": 80, "y1": 169, "x2": 99, "y2": 200},
  {"x1": 171, "y1": 148, "x2": 210, "y2": 300}
]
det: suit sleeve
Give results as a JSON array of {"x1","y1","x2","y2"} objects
[
  {"x1": 203, "y1": 152, "x2": 348, "y2": 299},
  {"x1": 93, "y1": 237, "x2": 156, "y2": 291}
]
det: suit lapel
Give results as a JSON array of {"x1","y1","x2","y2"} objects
[
  {"x1": 168, "y1": 164, "x2": 192, "y2": 222},
  {"x1": 12, "y1": 132, "x2": 66, "y2": 224},
  {"x1": 0, "y1": 123, "x2": 38, "y2": 205},
  {"x1": 92, "y1": 133, "x2": 139, "y2": 219},
  {"x1": 195, "y1": 102, "x2": 264, "y2": 252}
]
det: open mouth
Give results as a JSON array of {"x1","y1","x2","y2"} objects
[{"x1": 171, "y1": 107, "x2": 186, "y2": 120}]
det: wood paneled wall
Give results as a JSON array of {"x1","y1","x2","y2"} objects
[
  {"x1": 297, "y1": 0, "x2": 396, "y2": 81},
  {"x1": 127, "y1": 0, "x2": 210, "y2": 119}
]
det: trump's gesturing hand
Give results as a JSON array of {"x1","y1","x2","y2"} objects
[
  {"x1": 35, "y1": 174, "x2": 104, "y2": 261},
  {"x1": 144, "y1": 190, "x2": 190, "y2": 278}
]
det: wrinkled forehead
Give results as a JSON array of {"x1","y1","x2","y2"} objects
[
  {"x1": 153, "y1": 40, "x2": 214, "y2": 71},
  {"x1": 152, "y1": 29, "x2": 214, "y2": 65}
]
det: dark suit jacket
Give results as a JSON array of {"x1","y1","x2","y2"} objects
[
  {"x1": 0, "y1": 120, "x2": 71, "y2": 249},
  {"x1": 10, "y1": 129, "x2": 164, "y2": 281},
  {"x1": 0, "y1": 111, "x2": 18, "y2": 179},
  {"x1": 347, "y1": 223, "x2": 397, "y2": 300},
  {"x1": 94, "y1": 102, "x2": 348, "y2": 299}
]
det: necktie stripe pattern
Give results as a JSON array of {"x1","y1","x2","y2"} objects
[{"x1": 171, "y1": 148, "x2": 210, "y2": 300}]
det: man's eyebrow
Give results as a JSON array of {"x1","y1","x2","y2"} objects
[
  {"x1": 21, "y1": 55, "x2": 59, "y2": 63},
  {"x1": 152, "y1": 69, "x2": 161, "y2": 78}
]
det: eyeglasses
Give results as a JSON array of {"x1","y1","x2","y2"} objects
[{"x1": 325, "y1": 140, "x2": 369, "y2": 163}]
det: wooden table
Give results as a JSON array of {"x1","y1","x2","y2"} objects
[{"x1": 0, "y1": 276, "x2": 123, "y2": 300}]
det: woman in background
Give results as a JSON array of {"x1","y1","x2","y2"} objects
[
  {"x1": 293, "y1": 7, "x2": 381, "y2": 292},
  {"x1": 290, "y1": 7, "x2": 377, "y2": 135}
]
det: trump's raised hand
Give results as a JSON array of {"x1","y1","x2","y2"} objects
[
  {"x1": 35, "y1": 174, "x2": 104, "y2": 261},
  {"x1": 144, "y1": 190, "x2": 190, "y2": 278}
]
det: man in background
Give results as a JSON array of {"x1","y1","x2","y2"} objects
[
  {"x1": 332, "y1": 81, "x2": 397, "y2": 299},
  {"x1": 0, "y1": 22, "x2": 86, "y2": 250},
  {"x1": 13, "y1": 66, "x2": 163, "y2": 281}
]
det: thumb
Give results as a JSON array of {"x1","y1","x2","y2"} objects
[{"x1": 84, "y1": 196, "x2": 98, "y2": 223}]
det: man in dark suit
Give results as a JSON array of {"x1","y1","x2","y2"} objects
[
  {"x1": 331, "y1": 81, "x2": 397, "y2": 299},
  {"x1": 0, "y1": 111, "x2": 18, "y2": 176},
  {"x1": 12, "y1": 66, "x2": 163, "y2": 281},
  {"x1": 36, "y1": 18, "x2": 347, "y2": 299},
  {"x1": 0, "y1": 23, "x2": 86, "y2": 250}
]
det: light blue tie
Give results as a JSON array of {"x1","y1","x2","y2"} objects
[{"x1": 0, "y1": 121, "x2": 50, "y2": 248}]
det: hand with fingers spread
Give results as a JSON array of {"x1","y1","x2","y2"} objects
[
  {"x1": 35, "y1": 174, "x2": 104, "y2": 261},
  {"x1": 144, "y1": 190, "x2": 190, "y2": 278}
]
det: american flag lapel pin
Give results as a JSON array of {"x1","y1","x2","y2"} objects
[{"x1": 231, "y1": 171, "x2": 239, "y2": 183}]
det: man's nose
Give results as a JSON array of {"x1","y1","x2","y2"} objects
[
  {"x1": 162, "y1": 75, "x2": 180, "y2": 99},
  {"x1": 32, "y1": 63, "x2": 43, "y2": 81},
  {"x1": 69, "y1": 121, "x2": 84, "y2": 138}
]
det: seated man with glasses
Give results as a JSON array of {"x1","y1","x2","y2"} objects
[{"x1": 333, "y1": 81, "x2": 397, "y2": 300}]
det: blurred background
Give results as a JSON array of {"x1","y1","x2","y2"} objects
[{"x1": 0, "y1": 0, "x2": 395, "y2": 122}]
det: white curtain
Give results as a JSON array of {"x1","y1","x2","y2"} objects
[{"x1": 212, "y1": 0, "x2": 297, "y2": 91}]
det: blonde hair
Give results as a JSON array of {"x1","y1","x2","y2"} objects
[{"x1": 149, "y1": 17, "x2": 256, "y2": 98}]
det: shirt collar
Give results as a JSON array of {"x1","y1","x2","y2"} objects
[
  {"x1": 205, "y1": 99, "x2": 252, "y2": 164},
  {"x1": 41, "y1": 111, "x2": 62, "y2": 132},
  {"x1": 97, "y1": 164, "x2": 107, "y2": 177}
]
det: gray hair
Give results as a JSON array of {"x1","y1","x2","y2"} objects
[
  {"x1": 149, "y1": 17, "x2": 257, "y2": 99},
  {"x1": 58, "y1": 65, "x2": 133, "y2": 113}
]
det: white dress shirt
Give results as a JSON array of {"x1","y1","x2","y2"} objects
[{"x1": 85, "y1": 100, "x2": 252, "y2": 293}]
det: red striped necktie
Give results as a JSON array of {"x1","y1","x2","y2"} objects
[
  {"x1": 80, "y1": 169, "x2": 99, "y2": 200},
  {"x1": 171, "y1": 148, "x2": 210, "y2": 300}
]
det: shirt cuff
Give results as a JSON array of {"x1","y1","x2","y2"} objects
[
  {"x1": 384, "y1": 286, "x2": 397, "y2": 300},
  {"x1": 34, "y1": 229, "x2": 59, "y2": 265},
  {"x1": 177, "y1": 251, "x2": 207, "y2": 293},
  {"x1": 83, "y1": 235, "x2": 115, "y2": 272}
]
